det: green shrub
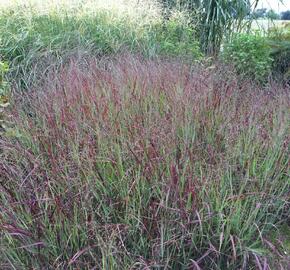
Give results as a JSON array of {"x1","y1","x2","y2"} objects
[
  {"x1": 222, "y1": 34, "x2": 273, "y2": 82},
  {"x1": 268, "y1": 23, "x2": 290, "y2": 82},
  {"x1": 154, "y1": 10, "x2": 202, "y2": 59}
]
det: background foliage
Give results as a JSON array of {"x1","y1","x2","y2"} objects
[
  {"x1": 268, "y1": 23, "x2": 290, "y2": 83},
  {"x1": 222, "y1": 33, "x2": 273, "y2": 82}
]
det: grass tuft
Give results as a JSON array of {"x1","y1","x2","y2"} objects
[{"x1": 1, "y1": 55, "x2": 289, "y2": 269}]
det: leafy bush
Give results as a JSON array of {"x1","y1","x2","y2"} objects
[
  {"x1": 222, "y1": 34, "x2": 273, "y2": 82},
  {"x1": 268, "y1": 23, "x2": 290, "y2": 83},
  {"x1": 154, "y1": 11, "x2": 202, "y2": 58}
]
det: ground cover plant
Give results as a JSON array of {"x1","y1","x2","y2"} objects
[{"x1": 0, "y1": 0, "x2": 290, "y2": 269}]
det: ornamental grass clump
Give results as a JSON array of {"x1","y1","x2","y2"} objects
[{"x1": 0, "y1": 55, "x2": 289, "y2": 269}]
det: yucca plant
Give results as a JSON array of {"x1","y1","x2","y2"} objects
[
  {"x1": 200, "y1": 0, "x2": 254, "y2": 55},
  {"x1": 159, "y1": 0, "x2": 259, "y2": 55}
]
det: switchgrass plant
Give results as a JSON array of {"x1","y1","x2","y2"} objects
[
  {"x1": 0, "y1": 0, "x2": 201, "y2": 90},
  {"x1": 0, "y1": 55, "x2": 289, "y2": 269}
]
